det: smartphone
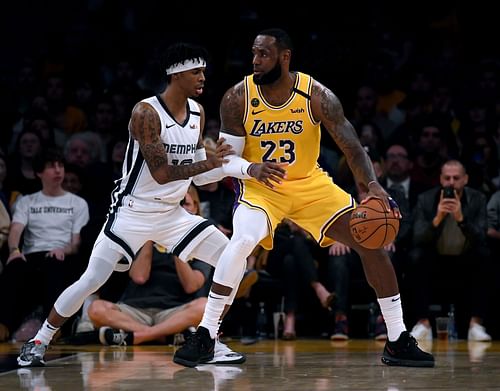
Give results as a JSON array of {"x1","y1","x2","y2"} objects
[{"x1": 443, "y1": 186, "x2": 455, "y2": 199}]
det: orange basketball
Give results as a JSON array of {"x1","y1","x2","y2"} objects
[{"x1": 349, "y1": 197, "x2": 400, "y2": 249}]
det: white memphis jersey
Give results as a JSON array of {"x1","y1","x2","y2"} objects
[{"x1": 112, "y1": 95, "x2": 202, "y2": 208}]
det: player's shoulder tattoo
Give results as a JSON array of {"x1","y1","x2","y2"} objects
[
  {"x1": 221, "y1": 82, "x2": 245, "y2": 124},
  {"x1": 311, "y1": 81, "x2": 343, "y2": 123},
  {"x1": 130, "y1": 102, "x2": 160, "y2": 142}
]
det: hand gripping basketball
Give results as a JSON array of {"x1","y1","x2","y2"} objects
[{"x1": 349, "y1": 197, "x2": 400, "y2": 249}]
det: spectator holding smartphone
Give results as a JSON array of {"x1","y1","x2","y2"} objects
[{"x1": 406, "y1": 160, "x2": 492, "y2": 342}]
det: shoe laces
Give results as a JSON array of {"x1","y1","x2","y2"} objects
[
  {"x1": 184, "y1": 331, "x2": 203, "y2": 347},
  {"x1": 400, "y1": 333, "x2": 419, "y2": 351},
  {"x1": 109, "y1": 330, "x2": 127, "y2": 346}
]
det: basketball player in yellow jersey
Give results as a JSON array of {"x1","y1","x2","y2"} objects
[{"x1": 174, "y1": 29, "x2": 434, "y2": 368}]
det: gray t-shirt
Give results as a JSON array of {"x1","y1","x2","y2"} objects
[{"x1": 12, "y1": 191, "x2": 89, "y2": 254}]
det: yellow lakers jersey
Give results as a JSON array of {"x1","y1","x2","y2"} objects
[{"x1": 243, "y1": 72, "x2": 320, "y2": 180}]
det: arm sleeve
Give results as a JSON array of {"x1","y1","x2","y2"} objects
[{"x1": 192, "y1": 133, "x2": 253, "y2": 186}]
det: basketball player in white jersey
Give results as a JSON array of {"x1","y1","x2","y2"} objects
[{"x1": 17, "y1": 43, "x2": 241, "y2": 367}]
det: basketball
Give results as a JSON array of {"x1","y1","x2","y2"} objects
[{"x1": 349, "y1": 197, "x2": 400, "y2": 249}]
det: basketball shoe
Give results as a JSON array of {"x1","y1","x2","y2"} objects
[
  {"x1": 330, "y1": 314, "x2": 349, "y2": 341},
  {"x1": 381, "y1": 331, "x2": 435, "y2": 367},
  {"x1": 17, "y1": 339, "x2": 48, "y2": 367},
  {"x1": 206, "y1": 337, "x2": 246, "y2": 364},
  {"x1": 99, "y1": 327, "x2": 133, "y2": 346},
  {"x1": 173, "y1": 326, "x2": 215, "y2": 367}
]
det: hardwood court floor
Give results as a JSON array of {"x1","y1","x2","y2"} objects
[{"x1": 0, "y1": 338, "x2": 499, "y2": 390}]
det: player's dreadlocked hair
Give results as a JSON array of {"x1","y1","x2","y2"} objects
[
  {"x1": 164, "y1": 42, "x2": 209, "y2": 81},
  {"x1": 258, "y1": 28, "x2": 294, "y2": 51}
]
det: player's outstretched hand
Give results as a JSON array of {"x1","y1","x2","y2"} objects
[{"x1": 248, "y1": 162, "x2": 287, "y2": 189}]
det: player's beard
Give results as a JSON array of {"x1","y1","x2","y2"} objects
[{"x1": 253, "y1": 62, "x2": 282, "y2": 85}]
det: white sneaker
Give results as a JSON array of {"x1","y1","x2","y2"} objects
[
  {"x1": 205, "y1": 338, "x2": 246, "y2": 364},
  {"x1": 410, "y1": 323, "x2": 432, "y2": 341},
  {"x1": 467, "y1": 323, "x2": 492, "y2": 342}
]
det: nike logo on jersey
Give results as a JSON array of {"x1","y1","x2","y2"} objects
[
  {"x1": 166, "y1": 123, "x2": 176, "y2": 129},
  {"x1": 251, "y1": 109, "x2": 265, "y2": 115},
  {"x1": 209, "y1": 294, "x2": 223, "y2": 300},
  {"x1": 391, "y1": 296, "x2": 400, "y2": 302}
]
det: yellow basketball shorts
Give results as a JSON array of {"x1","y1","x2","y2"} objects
[{"x1": 234, "y1": 168, "x2": 356, "y2": 249}]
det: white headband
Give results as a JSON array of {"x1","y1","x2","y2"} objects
[{"x1": 166, "y1": 58, "x2": 206, "y2": 75}]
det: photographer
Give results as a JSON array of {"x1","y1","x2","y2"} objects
[{"x1": 406, "y1": 160, "x2": 492, "y2": 341}]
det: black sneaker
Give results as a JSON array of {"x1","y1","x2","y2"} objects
[
  {"x1": 98, "y1": 327, "x2": 133, "y2": 346},
  {"x1": 381, "y1": 331, "x2": 435, "y2": 367},
  {"x1": 173, "y1": 326, "x2": 215, "y2": 367}
]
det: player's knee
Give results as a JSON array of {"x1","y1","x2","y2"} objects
[{"x1": 231, "y1": 234, "x2": 258, "y2": 257}]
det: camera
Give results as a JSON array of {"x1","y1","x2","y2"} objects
[{"x1": 443, "y1": 186, "x2": 455, "y2": 199}]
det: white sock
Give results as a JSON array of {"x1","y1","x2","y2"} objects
[
  {"x1": 33, "y1": 320, "x2": 59, "y2": 345},
  {"x1": 378, "y1": 294, "x2": 406, "y2": 342},
  {"x1": 216, "y1": 320, "x2": 223, "y2": 339},
  {"x1": 200, "y1": 291, "x2": 228, "y2": 339}
]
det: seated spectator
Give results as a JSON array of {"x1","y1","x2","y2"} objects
[
  {"x1": 487, "y1": 189, "x2": 500, "y2": 257},
  {"x1": 407, "y1": 160, "x2": 492, "y2": 341},
  {"x1": 248, "y1": 219, "x2": 334, "y2": 340},
  {"x1": 88, "y1": 240, "x2": 212, "y2": 346},
  {"x1": 0, "y1": 149, "x2": 89, "y2": 342},
  {"x1": 0, "y1": 151, "x2": 11, "y2": 267},
  {"x1": 6, "y1": 128, "x2": 44, "y2": 201},
  {"x1": 87, "y1": 240, "x2": 244, "y2": 364}
]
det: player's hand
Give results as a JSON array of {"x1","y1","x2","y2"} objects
[
  {"x1": 328, "y1": 242, "x2": 351, "y2": 256},
  {"x1": 365, "y1": 182, "x2": 402, "y2": 219},
  {"x1": 208, "y1": 137, "x2": 234, "y2": 168},
  {"x1": 248, "y1": 162, "x2": 287, "y2": 189}
]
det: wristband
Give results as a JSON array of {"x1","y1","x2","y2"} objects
[{"x1": 10, "y1": 247, "x2": 20, "y2": 254}]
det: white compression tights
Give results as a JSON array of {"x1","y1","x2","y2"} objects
[
  {"x1": 212, "y1": 205, "x2": 269, "y2": 289},
  {"x1": 54, "y1": 244, "x2": 122, "y2": 318},
  {"x1": 200, "y1": 205, "x2": 269, "y2": 337}
]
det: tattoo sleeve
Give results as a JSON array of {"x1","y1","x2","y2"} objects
[
  {"x1": 220, "y1": 82, "x2": 246, "y2": 137},
  {"x1": 312, "y1": 82, "x2": 376, "y2": 188},
  {"x1": 130, "y1": 102, "x2": 215, "y2": 184}
]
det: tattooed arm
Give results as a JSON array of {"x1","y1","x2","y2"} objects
[
  {"x1": 220, "y1": 82, "x2": 246, "y2": 137},
  {"x1": 310, "y1": 81, "x2": 395, "y2": 210},
  {"x1": 129, "y1": 102, "x2": 231, "y2": 184}
]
